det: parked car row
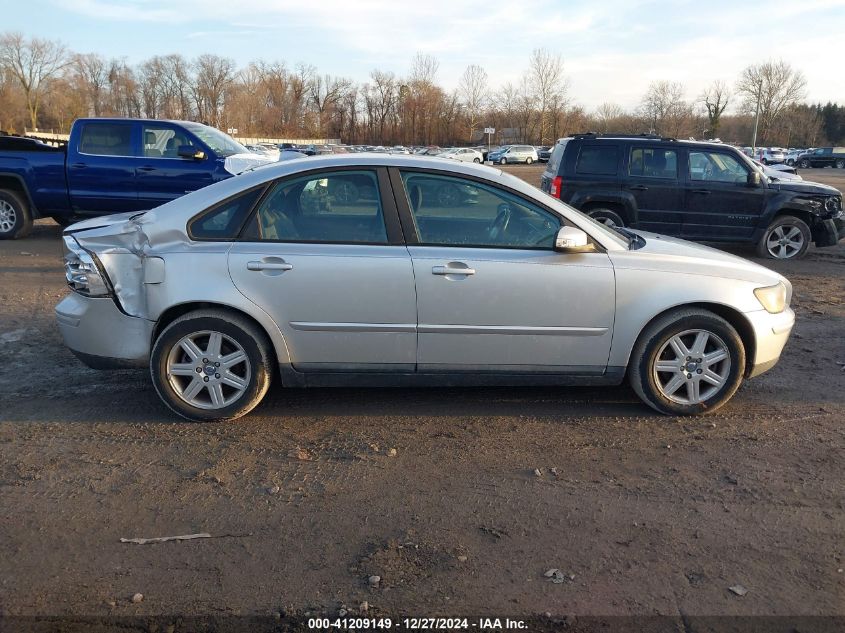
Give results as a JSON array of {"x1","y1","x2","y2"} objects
[{"x1": 740, "y1": 146, "x2": 845, "y2": 168}]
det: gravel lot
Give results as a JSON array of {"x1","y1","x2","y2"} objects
[{"x1": 1, "y1": 166, "x2": 843, "y2": 631}]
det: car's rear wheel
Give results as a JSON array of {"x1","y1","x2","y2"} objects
[
  {"x1": 757, "y1": 215, "x2": 811, "y2": 260},
  {"x1": 151, "y1": 310, "x2": 273, "y2": 421},
  {"x1": 0, "y1": 190, "x2": 33, "y2": 240},
  {"x1": 500, "y1": 157, "x2": 507, "y2": 165},
  {"x1": 473, "y1": 157, "x2": 481, "y2": 163},
  {"x1": 799, "y1": 159, "x2": 810, "y2": 169},
  {"x1": 587, "y1": 208, "x2": 625, "y2": 228},
  {"x1": 835, "y1": 159, "x2": 844, "y2": 169},
  {"x1": 526, "y1": 157, "x2": 533, "y2": 165},
  {"x1": 629, "y1": 309, "x2": 745, "y2": 416}
]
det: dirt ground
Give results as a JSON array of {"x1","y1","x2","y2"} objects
[{"x1": 0, "y1": 166, "x2": 843, "y2": 632}]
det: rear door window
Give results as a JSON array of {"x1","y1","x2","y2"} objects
[
  {"x1": 79, "y1": 122, "x2": 133, "y2": 156},
  {"x1": 576, "y1": 145, "x2": 618, "y2": 175},
  {"x1": 629, "y1": 148, "x2": 678, "y2": 179}
]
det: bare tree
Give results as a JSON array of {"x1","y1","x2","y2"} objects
[
  {"x1": 529, "y1": 48, "x2": 567, "y2": 144},
  {"x1": 594, "y1": 102, "x2": 624, "y2": 133},
  {"x1": 458, "y1": 64, "x2": 488, "y2": 142},
  {"x1": 192, "y1": 54, "x2": 235, "y2": 127},
  {"x1": 736, "y1": 60, "x2": 806, "y2": 144},
  {"x1": 701, "y1": 80, "x2": 730, "y2": 138},
  {"x1": 0, "y1": 32, "x2": 68, "y2": 129},
  {"x1": 309, "y1": 73, "x2": 351, "y2": 137},
  {"x1": 640, "y1": 80, "x2": 691, "y2": 136},
  {"x1": 73, "y1": 53, "x2": 109, "y2": 116}
]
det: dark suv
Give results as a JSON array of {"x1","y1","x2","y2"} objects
[{"x1": 540, "y1": 134, "x2": 845, "y2": 259}]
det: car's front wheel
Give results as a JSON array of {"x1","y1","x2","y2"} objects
[
  {"x1": 629, "y1": 309, "x2": 745, "y2": 415},
  {"x1": 151, "y1": 310, "x2": 273, "y2": 421},
  {"x1": 799, "y1": 159, "x2": 810, "y2": 169},
  {"x1": 836, "y1": 159, "x2": 844, "y2": 169},
  {"x1": 757, "y1": 215, "x2": 811, "y2": 260}
]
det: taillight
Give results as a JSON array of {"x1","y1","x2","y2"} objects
[{"x1": 550, "y1": 175, "x2": 562, "y2": 198}]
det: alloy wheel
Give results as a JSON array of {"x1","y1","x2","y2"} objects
[
  {"x1": 766, "y1": 225, "x2": 804, "y2": 259},
  {"x1": 166, "y1": 330, "x2": 251, "y2": 410},
  {"x1": 652, "y1": 329, "x2": 731, "y2": 405},
  {"x1": 0, "y1": 200, "x2": 17, "y2": 234}
]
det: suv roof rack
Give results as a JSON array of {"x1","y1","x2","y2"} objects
[{"x1": 572, "y1": 132, "x2": 677, "y2": 142}]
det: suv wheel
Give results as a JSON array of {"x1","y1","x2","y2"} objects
[
  {"x1": 587, "y1": 208, "x2": 625, "y2": 228},
  {"x1": 473, "y1": 157, "x2": 481, "y2": 163},
  {"x1": 499, "y1": 157, "x2": 507, "y2": 165},
  {"x1": 836, "y1": 159, "x2": 844, "y2": 169},
  {"x1": 525, "y1": 157, "x2": 533, "y2": 165},
  {"x1": 0, "y1": 190, "x2": 33, "y2": 240},
  {"x1": 629, "y1": 308, "x2": 745, "y2": 415},
  {"x1": 799, "y1": 158, "x2": 810, "y2": 169},
  {"x1": 151, "y1": 310, "x2": 273, "y2": 421},
  {"x1": 757, "y1": 216, "x2": 811, "y2": 260}
]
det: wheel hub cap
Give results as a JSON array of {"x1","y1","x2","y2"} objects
[{"x1": 653, "y1": 329, "x2": 731, "y2": 405}]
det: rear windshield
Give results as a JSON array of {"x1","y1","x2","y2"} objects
[
  {"x1": 547, "y1": 140, "x2": 569, "y2": 173},
  {"x1": 576, "y1": 145, "x2": 618, "y2": 175}
]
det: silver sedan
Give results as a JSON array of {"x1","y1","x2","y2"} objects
[{"x1": 56, "y1": 155, "x2": 795, "y2": 421}]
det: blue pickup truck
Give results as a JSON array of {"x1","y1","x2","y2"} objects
[{"x1": 0, "y1": 118, "x2": 272, "y2": 239}]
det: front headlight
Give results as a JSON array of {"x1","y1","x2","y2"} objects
[
  {"x1": 825, "y1": 196, "x2": 842, "y2": 214},
  {"x1": 754, "y1": 282, "x2": 790, "y2": 314},
  {"x1": 63, "y1": 235, "x2": 112, "y2": 297}
]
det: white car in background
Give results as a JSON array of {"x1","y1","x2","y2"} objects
[{"x1": 437, "y1": 147, "x2": 483, "y2": 163}]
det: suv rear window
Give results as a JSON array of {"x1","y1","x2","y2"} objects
[
  {"x1": 576, "y1": 146, "x2": 618, "y2": 175},
  {"x1": 547, "y1": 140, "x2": 569, "y2": 173}
]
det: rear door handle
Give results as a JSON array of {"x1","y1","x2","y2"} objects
[
  {"x1": 70, "y1": 162, "x2": 87, "y2": 169},
  {"x1": 628, "y1": 184, "x2": 648, "y2": 191},
  {"x1": 432, "y1": 265, "x2": 475, "y2": 276},
  {"x1": 137, "y1": 165, "x2": 156, "y2": 172},
  {"x1": 691, "y1": 189, "x2": 712, "y2": 195},
  {"x1": 247, "y1": 261, "x2": 293, "y2": 271}
]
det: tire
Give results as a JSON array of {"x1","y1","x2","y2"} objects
[
  {"x1": 150, "y1": 310, "x2": 274, "y2": 422},
  {"x1": 0, "y1": 189, "x2": 33, "y2": 240},
  {"x1": 500, "y1": 158, "x2": 507, "y2": 165},
  {"x1": 786, "y1": 159, "x2": 794, "y2": 166},
  {"x1": 526, "y1": 157, "x2": 533, "y2": 165},
  {"x1": 799, "y1": 159, "x2": 810, "y2": 169},
  {"x1": 756, "y1": 215, "x2": 811, "y2": 260},
  {"x1": 587, "y1": 208, "x2": 625, "y2": 228},
  {"x1": 52, "y1": 216, "x2": 75, "y2": 228},
  {"x1": 473, "y1": 157, "x2": 481, "y2": 163},
  {"x1": 629, "y1": 308, "x2": 745, "y2": 416},
  {"x1": 836, "y1": 159, "x2": 844, "y2": 169},
  {"x1": 761, "y1": 158, "x2": 768, "y2": 165}
]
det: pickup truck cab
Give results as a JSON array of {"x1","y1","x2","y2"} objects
[{"x1": 0, "y1": 118, "x2": 272, "y2": 239}]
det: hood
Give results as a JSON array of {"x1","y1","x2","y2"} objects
[
  {"x1": 769, "y1": 179, "x2": 840, "y2": 196},
  {"x1": 616, "y1": 229, "x2": 787, "y2": 286},
  {"x1": 223, "y1": 152, "x2": 277, "y2": 175}
]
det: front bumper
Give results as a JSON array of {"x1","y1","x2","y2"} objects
[
  {"x1": 56, "y1": 293, "x2": 154, "y2": 369},
  {"x1": 745, "y1": 306, "x2": 795, "y2": 378},
  {"x1": 813, "y1": 217, "x2": 845, "y2": 247}
]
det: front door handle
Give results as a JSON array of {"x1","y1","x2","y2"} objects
[
  {"x1": 137, "y1": 165, "x2": 156, "y2": 172},
  {"x1": 691, "y1": 189, "x2": 712, "y2": 195},
  {"x1": 432, "y1": 265, "x2": 475, "y2": 276},
  {"x1": 628, "y1": 184, "x2": 648, "y2": 191},
  {"x1": 247, "y1": 261, "x2": 293, "y2": 272},
  {"x1": 70, "y1": 162, "x2": 87, "y2": 169}
]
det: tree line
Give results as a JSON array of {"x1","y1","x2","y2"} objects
[{"x1": 1, "y1": 31, "x2": 843, "y2": 148}]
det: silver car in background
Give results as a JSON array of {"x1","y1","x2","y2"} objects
[{"x1": 56, "y1": 155, "x2": 795, "y2": 421}]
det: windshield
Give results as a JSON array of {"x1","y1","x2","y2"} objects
[{"x1": 182, "y1": 123, "x2": 248, "y2": 157}]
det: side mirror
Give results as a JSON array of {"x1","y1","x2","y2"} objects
[
  {"x1": 178, "y1": 145, "x2": 205, "y2": 160},
  {"x1": 747, "y1": 171, "x2": 762, "y2": 187},
  {"x1": 554, "y1": 226, "x2": 593, "y2": 253}
]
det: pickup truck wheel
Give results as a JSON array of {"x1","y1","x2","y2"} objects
[
  {"x1": 587, "y1": 208, "x2": 625, "y2": 228},
  {"x1": 629, "y1": 308, "x2": 745, "y2": 416},
  {"x1": 150, "y1": 310, "x2": 273, "y2": 422},
  {"x1": 0, "y1": 190, "x2": 32, "y2": 240},
  {"x1": 799, "y1": 159, "x2": 810, "y2": 169},
  {"x1": 757, "y1": 216, "x2": 811, "y2": 260},
  {"x1": 836, "y1": 159, "x2": 844, "y2": 169}
]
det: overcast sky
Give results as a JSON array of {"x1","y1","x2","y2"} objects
[{"x1": 6, "y1": 0, "x2": 845, "y2": 111}]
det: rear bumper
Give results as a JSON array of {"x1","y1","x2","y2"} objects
[
  {"x1": 745, "y1": 307, "x2": 795, "y2": 379},
  {"x1": 56, "y1": 293, "x2": 154, "y2": 369}
]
